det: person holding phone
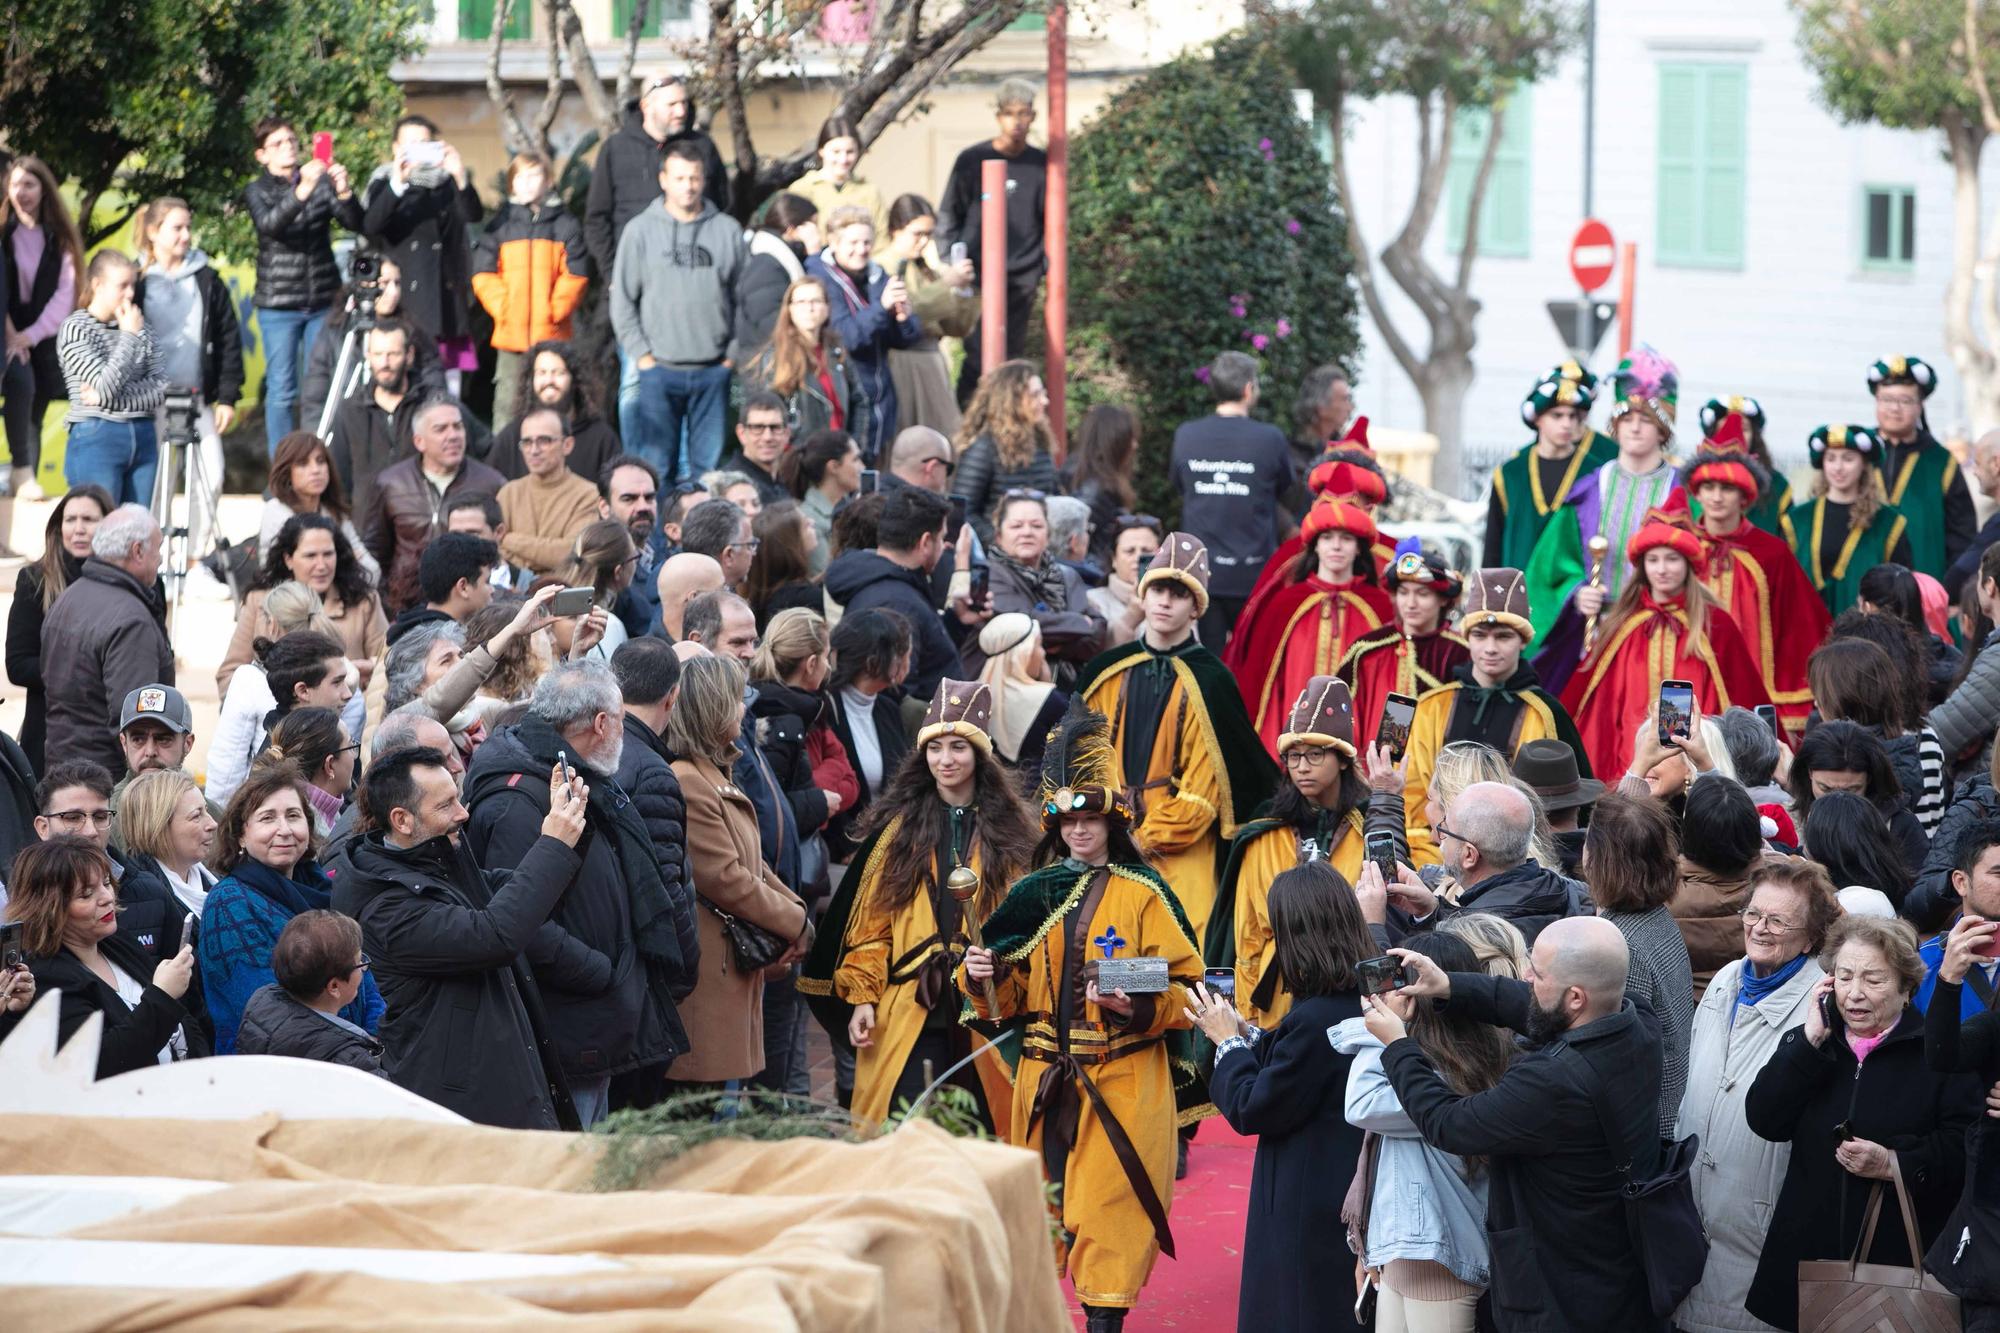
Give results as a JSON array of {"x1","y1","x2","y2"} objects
[
  {"x1": 1340, "y1": 538, "x2": 1467, "y2": 757},
  {"x1": 1212, "y1": 677, "x2": 1372, "y2": 1027},
  {"x1": 1556, "y1": 504, "x2": 1768, "y2": 781},
  {"x1": 737, "y1": 276, "x2": 865, "y2": 443},
  {"x1": 1917, "y1": 820, "x2": 2000, "y2": 1021},
  {"x1": 875, "y1": 194, "x2": 976, "y2": 437},
  {"x1": 362, "y1": 115, "x2": 483, "y2": 374},
  {"x1": 1922, "y1": 909, "x2": 2000, "y2": 1317}
]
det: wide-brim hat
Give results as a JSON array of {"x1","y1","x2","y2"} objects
[
  {"x1": 917, "y1": 679, "x2": 993, "y2": 754},
  {"x1": 1868, "y1": 355, "x2": 1937, "y2": 399},
  {"x1": 1807, "y1": 424, "x2": 1884, "y2": 469},
  {"x1": 1521, "y1": 360, "x2": 1598, "y2": 427},
  {"x1": 1384, "y1": 535, "x2": 1461, "y2": 599},
  {"x1": 1460, "y1": 568, "x2": 1535, "y2": 640},
  {"x1": 1510, "y1": 738, "x2": 1605, "y2": 811},
  {"x1": 1136, "y1": 531, "x2": 1211, "y2": 616},
  {"x1": 1686, "y1": 412, "x2": 1770, "y2": 502},
  {"x1": 1279, "y1": 675, "x2": 1357, "y2": 757}
]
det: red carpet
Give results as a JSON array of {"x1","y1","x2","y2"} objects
[{"x1": 1064, "y1": 1116, "x2": 1251, "y2": 1329}]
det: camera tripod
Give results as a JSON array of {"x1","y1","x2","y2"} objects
[
  {"x1": 150, "y1": 408, "x2": 229, "y2": 631},
  {"x1": 313, "y1": 288, "x2": 380, "y2": 443}
]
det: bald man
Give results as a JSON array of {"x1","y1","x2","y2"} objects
[
  {"x1": 1389, "y1": 779, "x2": 1587, "y2": 944},
  {"x1": 888, "y1": 425, "x2": 954, "y2": 494},
  {"x1": 1362, "y1": 915, "x2": 1662, "y2": 1330},
  {"x1": 1944, "y1": 427, "x2": 2000, "y2": 599},
  {"x1": 655, "y1": 552, "x2": 725, "y2": 642}
]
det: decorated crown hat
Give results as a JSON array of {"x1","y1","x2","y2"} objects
[
  {"x1": 1807, "y1": 424, "x2": 1884, "y2": 469},
  {"x1": 1137, "y1": 531, "x2": 1212, "y2": 615},
  {"x1": 1460, "y1": 568, "x2": 1534, "y2": 640},
  {"x1": 1301, "y1": 494, "x2": 1380, "y2": 547},
  {"x1": 1609, "y1": 343, "x2": 1680, "y2": 437},
  {"x1": 917, "y1": 680, "x2": 994, "y2": 754},
  {"x1": 1626, "y1": 490, "x2": 1708, "y2": 577},
  {"x1": 1384, "y1": 535, "x2": 1462, "y2": 599},
  {"x1": 1521, "y1": 360, "x2": 1599, "y2": 427},
  {"x1": 1699, "y1": 395, "x2": 1766, "y2": 436},
  {"x1": 1685, "y1": 412, "x2": 1770, "y2": 502},
  {"x1": 1867, "y1": 355, "x2": 1937, "y2": 399},
  {"x1": 1279, "y1": 676, "x2": 1358, "y2": 758},
  {"x1": 1038, "y1": 696, "x2": 1134, "y2": 830}
]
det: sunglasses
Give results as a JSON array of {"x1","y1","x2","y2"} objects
[
  {"x1": 1002, "y1": 488, "x2": 1047, "y2": 502},
  {"x1": 1115, "y1": 513, "x2": 1163, "y2": 535}
]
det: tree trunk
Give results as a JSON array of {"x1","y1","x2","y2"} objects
[
  {"x1": 1943, "y1": 110, "x2": 2000, "y2": 437},
  {"x1": 1416, "y1": 353, "x2": 1475, "y2": 495}
]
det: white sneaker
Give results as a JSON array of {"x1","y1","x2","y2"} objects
[
  {"x1": 182, "y1": 563, "x2": 234, "y2": 601},
  {"x1": 16, "y1": 476, "x2": 44, "y2": 501}
]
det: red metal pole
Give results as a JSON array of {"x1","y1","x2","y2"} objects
[
  {"x1": 980, "y1": 159, "x2": 1009, "y2": 379},
  {"x1": 1045, "y1": 1, "x2": 1069, "y2": 466},
  {"x1": 1617, "y1": 241, "x2": 1637, "y2": 359}
]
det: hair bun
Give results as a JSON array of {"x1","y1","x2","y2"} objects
[{"x1": 251, "y1": 635, "x2": 277, "y2": 663}]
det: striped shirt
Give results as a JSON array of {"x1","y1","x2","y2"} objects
[
  {"x1": 1596, "y1": 459, "x2": 1678, "y2": 597},
  {"x1": 1915, "y1": 725, "x2": 1949, "y2": 835},
  {"x1": 56, "y1": 309, "x2": 166, "y2": 424}
]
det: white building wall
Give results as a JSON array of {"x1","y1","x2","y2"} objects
[{"x1": 1334, "y1": 0, "x2": 2000, "y2": 494}]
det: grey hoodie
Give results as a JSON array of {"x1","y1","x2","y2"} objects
[
  {"x1": 139, "y1": 248, "x2": 210, "y2": 391},
  {"x1": 610, "y1": 199, "x2": 746, "y2": 367}
]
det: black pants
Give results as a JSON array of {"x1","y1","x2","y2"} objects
[
  {"x1": 889, "y1": 1023, "x2": 994, "y2": 1128},
  {"x1": 1, "y1": 338, "x2": 61, "y2": 472},
  {"x1": 750, "y1": 965, "x2": 811, "y2": 1098},
  {"x1": 1198, "y1": 595, "x2": 1247, "y2": 657},
  {"x1": 1966, "y1": 1300, "x2": 2000, "y2": 1333},
  {"x1": 956, "y1": 278, "x2": 1039, "y2": 404}
]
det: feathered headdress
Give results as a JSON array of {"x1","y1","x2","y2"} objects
[
  {"x1": 1610, "y1": 343, "x2": 1680, "y2": 436},
  {"x1": 1385, "y1": 534, "x2": 1462, "y2": 599},
  {"x1": 1038, "y1": 697, "x2": 1133, "y2": 831}
]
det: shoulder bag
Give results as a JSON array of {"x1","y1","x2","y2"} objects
[
  {"x1": 1579, "y1": 1058, "x2": 1709, "y2": 1317},
  {"x1": 1799, "y1": 1152, "x2": 1959, "y2": 1330}
]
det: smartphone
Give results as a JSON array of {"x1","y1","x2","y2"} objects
[
  {"x1": 968, "y1": 564, "x2": 990, "y2": 607},
  {"x1": 404, "y1": 139, "x2": 446, "y2": 168},
  {"x1": 1658, "y1": 679, "x2": 1695, "y2": 746},
  {"x1": 1364, "y1": 830, "x2": 1398, "y2": 886},
  {"x1": 858, "y1": 468, "x2": 880, "y2": 495},
  {"x1": 949, "y1": 241, "x2": 968, "y2": 268},
  {"x1": 0, "y1": 921, "x2": 23, "y2": 972},
  {"x1": 550, "y1": 585, "x2": 597, "y2": 617},
  {"x1": 947, "y1": 494, "x2": 969, "y2": 534},
  {"x1": 312, "y1": 132, "x2": 334, "y2": 166},
  {"x1": 1202, "y1": 966, "x2": 1236, "y2": 998},
  {"x1": 1754, "y1": 703, "x2": 1780, "y2": 737},
  {"x1": 1974, "y1": 930, "x2": 2000, "y2": 960},
  {"x1": 1377, "y1": 691, "x2": 1419, "y2": 763},
  {"x1": 1819, "y1": 989, "x2": 1839, "y2": 1031},
  {"x1": 181, "y1": 911, "x2": 196, "y2": 948},
  {"x1": 557, "y1": 749, "x2": 577, "y2": 786},
  {"x1": 1356, "y1": 955, "x2": 1409, "y2": 996}
]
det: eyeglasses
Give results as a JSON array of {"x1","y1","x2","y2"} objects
[
  {"x1": 1740, "y1": 907, "x2": 1801, "y2": 934},
  {"x1": 1434, "y1": 819, "x2": 1470, "y2": 848},
  {"x1": 1115, "y1": 513, "x2": 1163, "y2": 535},
  {"x1": 741, "y1": 422, "x2": 788, "y2": 434},
  {"x1": 351, "y1": 955, "x2": 371, "y2": 974},
  {"x1": 47, "y1": 809, "x2": 114, "y2": 830},
  {"x1": 727, "y1": 539, "x2": 762, "y2": 554},
  {"x1": 1282, "y1": 746, "x2": 1339, "y2": 767},
  {"x1": 926, "y1": 455, "x2": 955, "y2": 475},
  {"x1": 336, "y1": 742, "x2": 362, "y2": 755},
  {"x1": 520, "y1": 435, "x2": 564, "y2": 449}
]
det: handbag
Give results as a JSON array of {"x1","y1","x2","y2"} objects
[
  {"x1": 1579, "y1": 1063, "x2": 1709, "y2": 1317},
  {"x1": 705, "y1": 899, "x2": 790, "y2": 972},
  {"x1": 1798, "y1": 1153, "x2": 1959, "y2": 1331}
]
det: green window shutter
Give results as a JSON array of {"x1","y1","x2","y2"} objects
[
  {"x1": 1657, "y1": 63, "x2": 1746, "y2": 268},
  {"x1": 1445, "y1": 89, "x2": 1531, "y2": 258},
  {"x1": 611, "y1": 0, "x2": 693, "y2": 35},
  {"x1": 461, "y1": 0, "x2": 530, "y2": 39},
  {"x1": 1860, "y1": 185, "x2": 1916, "y2": 272}
]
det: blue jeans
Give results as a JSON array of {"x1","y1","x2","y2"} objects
[
  {"x1": 616, "y1": 346, "x2": 641, "y2": 443},
  {"x1": 570, "y1": 1075, "x2": 611, "y2": 1129},
  {"x1": 65, "y1": 416, "x2": 159, "y2": 508},
  {"x1": 626, "y1": 362, "x2": 731, "y2": 483},
  {"x1": 257, "y1": 304, "x2": 329, "y2": 451}
]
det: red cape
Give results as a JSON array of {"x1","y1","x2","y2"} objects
[
  {"x1": 1558, "y1": 591, "x2": 1770, "y2": 779},
  {"x1": 1340, "y1": 628, "x2": 1471, "y2": 755},
  {"x1": 1698, "y1": 520, "x2": 1829, "y2": 738},
  {"x1": 1232, "y1": 534, "x2": 1395, "y2": 663},
  {"x1": 1230, "y1": 575, "x2": 1394, "y2": 756}
]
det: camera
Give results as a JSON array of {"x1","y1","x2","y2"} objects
[
  {"x1": 1356, "y1": 955, "x2": 1410, "y2": 996},
  {"x1": 348, "y1": 246, "x2": 384, "y2": 321},
  {"x1": 161, "y1": 392, "x2": 200, "y2": 447}
]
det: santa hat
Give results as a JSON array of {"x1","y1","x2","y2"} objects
[
  {"x1": 1757, "y1": 803, "x2": 1798, "y2": 848},
  {"x1": 1625, "y1": 491, "x2": 1707, "y2": 577},
  {"x1": 1685, "y1": 412, "x2": 1770, "y2": 502}
]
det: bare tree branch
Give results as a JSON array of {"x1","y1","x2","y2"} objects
[
  {"x1": 552, "y1": 0, "x2": 620, "y2": 134},
  {"x1": 1452, "y1": 97, "x2": 1506, "y2": 295},
  {"x1": 486, "y1": 0, "x2": 534, "y2": 156},
  {"x1": 616, "y1": 0, "x2": 648, "y2": 110},
  {"x1": 535, "y1": 0, "x2": 565, "y2": 146}
]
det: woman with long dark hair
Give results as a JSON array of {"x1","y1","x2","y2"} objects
[
  {"x1": 1067, "y1": 404, "x2": 1140, "y2": 569},
  {"x1": 1810, "y1": 631, "x2": 1949, "y2": 833},
  {"x1": 783, "y1": 427, "x2": 862, "y2": 575},
  {"x1": 1187, "y1": 858, "x2": 1378, "y2": 1333},
  {"x1": 264, "y1": 706, "x2": 354, "y2": 838},
  {"x1": 2, "y1": 154, "x2": 87, "y2": 498},
  {"x1": 1857, "y1": 562, "x2": 1960, "y2": 700},
  {"x1": 740, "y1": 275, "x2": 864, "y2": 441},
  {"x1": 1802, "y1": 789, "x2": 1914, "y2": 908},
  {"x1": 260, "y1": 431, "x2": 379, "y2": 580},
  {"x1": 877, "y1": 193, "x2": 977, "y2": 436},
  {"x1": 220, "y1": 513, "x2": 386, "y2": 697},
  {"x1": 5, "y1": 483, "x2": 112, "y2": 771},
  {"x1": 557, "y1": 519, "x2": 635, "y2": 662},
  {"x1": 1788, "y1": 718, "x2": 1929, "y2": 872},
  {"x1": 950, "y1": 359, "x2": 1060, "y2": 547},
  {"x1": 824, "y1": 607, "x2": 913, "y2": 854},
  {"x1": 743, "y1": 499, "x2": 822, "y2": 626},
  {"x1": 802, "y1": 680, "x2": 1038, "y2": 1126}
]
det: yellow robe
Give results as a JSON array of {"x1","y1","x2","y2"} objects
[
  {"x1": 1080, "y1": 661, "x2": 1238, "y2": 943},
  {"x1": 829, "y1": 820, "x2": 1014, "y2": 1132},
  {"x1": 1232, "y1": 814, "x2": 1365, "y2": 1028},
  {"x1": 963, "y1": 864, "x2": 1201, "y2": 1310},
  {"x1": 1400, "y1": 682, "x2": 1565, "y2": 866}
]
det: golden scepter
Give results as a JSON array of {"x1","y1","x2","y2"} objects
[
  {"x1": 946, "y1": 865, "x2": 999, "y2": 1014},
  {"x1": 1582, "y1": 534, "x2": 1611, "y2": 656}
]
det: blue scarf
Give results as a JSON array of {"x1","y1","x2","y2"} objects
[
  {"x1": 1732, "y1": 951, "x2": 1809, "y2": 1026},
  {"x1": 226, "y1": 856, "x2": 332, "y2": 919}
]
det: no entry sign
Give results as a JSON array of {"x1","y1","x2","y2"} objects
[{"x1": 1569, "y1": 219, "x2": 1616, "y2": 292}]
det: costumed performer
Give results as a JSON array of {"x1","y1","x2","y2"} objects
[
  {"x1": 1483, "y1": 360, "x2": 1616, "y2": 569},
  {"x1": 1789, "y1": 423, "x2": 1912, "y2": 618},
  {"x1": 1339, "y1": 536, "x2": 1467, "y2": 756}
]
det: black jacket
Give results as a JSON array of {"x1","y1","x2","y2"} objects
[
  {"x1": 115, "y1": 847, "x2": 216, "y2": 1047},
  {"x1": 611, "y1": 712, "x2": 700, "y2": 1002},
  {"x1": 6, "y1": 557, "x2": 76, "y2": 774},
  {"x1": 583, "y1": 102, "x2": 730, "y2": 277},
  {"x1": 1910, "y1": 774, "x2": 2000, "y2": 932},
  {"x1": 1433, "y1": 860, "x2": 1589, "y2": 945},
  {"x1": 300, "y1": 297, "x2": 444, "y2": 432},
  {"x1": 330, "y1": 829, "x2": 583, "y2": 1129},
  {"x1": 1743, "y1": 1007, "x2": 1978, "y2": 1330},
  {"x1": 1384, "y1": 976, "x2": 1665, "y2": 1332},
  {"x1": 243, "y1": 170, "x2": 366, "y2": 312},
  {"x1": 329, "y1": 385, "x2": 422, "y2": 516},
  {"x1": 135, "y1": 265, "x2": 244, "y2": 407},
  {"x1": 465, "y1": 720, "x2": 685, "y2": 1080},
  {"x1": 361, "y1": 167, "x2": 484, "y2": 342},
  {"x1": 28, "y1": 932, "x2": 211, "y2": 1078},
  {"x1": 748, "y1": 678, "x2": 835, "y2": 838},
  {"x1": 0, "y1": 731, "x2": 37, "y2": 875},
  {"x1": 822, "y1": 549, "x2": 962, "y2": 704},
  {"x1": 823, "y1": 679, "x2": 910, "y2": 857},
  {"x1": 236, "y1": 982, "x2": 386, "y2": 1073}
]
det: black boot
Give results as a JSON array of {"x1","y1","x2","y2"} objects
[
  {"x1": 1083, "y1": 1305, "x2": 1126, "y2": 1332},
  {"x1": 1176, "y1": 1135, "x2": 1189, "y2": 1180}
]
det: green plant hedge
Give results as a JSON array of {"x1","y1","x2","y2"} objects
[{"x1": 1067, "y1": 34, "x2": 1360, "y2": 525}]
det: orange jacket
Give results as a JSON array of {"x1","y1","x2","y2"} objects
[{"x1": 470, "y1": 198, "x2": 591, "y2": 353}]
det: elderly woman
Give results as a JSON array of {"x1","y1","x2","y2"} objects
[
  {"x1": 1743, "y1": 913, "x2": 1979, "y2": 1331},
  {"x1": 974, "y1": 490, "x2": 1105, "y2": 688},
  {"x1": 665, "y1": 655, "x2": 812, "y2": 1088},
  {"x1": 3, "y1": 836, "x2": 206, "y2": 1075},
  {"x1": 365, "y1": 584, "x2": 572, "y2": 760},
  {"x1": 1674, "y1": 856, "x2": 1839, "y2": 1333},
  {"x1": 1086, "y1": 513, "x2": 1161, "y2": 648},
  {"x1": 972, "y1": 613, "x2": 1066, "y2": 774},
  {"x1": 804, "y1": 205, "x2": 921, "y2": 460},
  {"x1": 199, "y1": 762, "x2": 383, "y2": 1054},
  {"x1": 219, "y1": 514, "x2": 386, "y2": 697}
]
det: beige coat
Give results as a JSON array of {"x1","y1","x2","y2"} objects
[
  {"x1": 216, "y1": 587, "x2": 389, "y2": 697},
  {"x1": 668, "y1": 754, "x2": 809, "y2": 1083},
  {"x1": 1673, "y1": 953, "x2": 1825, "y2": 1333}
]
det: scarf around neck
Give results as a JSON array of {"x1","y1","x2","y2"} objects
[
  {"x1": 992, "y1": 546, "x2": 1069, "y2": 612},
  {"x1": 228, "y1": 855, "x2": 332, "y2": 918},
  {"x1": 1732, "y1": 951, "x2": 1808, "y2": 1025}
]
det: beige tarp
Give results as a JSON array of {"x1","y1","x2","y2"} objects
[{"x1": 0, "y1": 1113, "x2": 1070, "y2": 1331}]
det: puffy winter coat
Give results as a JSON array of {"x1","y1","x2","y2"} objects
[
  {"x1": 236, "y1": 983, "x2": 386, "y2": 1073},
  {"x1": 471, "y1": 197, "x2": 591, "y2": 353},
  {"x1": 40, "y1": 559, "x2": 175, "y2": 777},
  {"x1": 243, "y1": 171, "x2": 365, "y2": 312},
  {"x1": 612, "y1": 711, "x2": 700, "y2": 1001}
]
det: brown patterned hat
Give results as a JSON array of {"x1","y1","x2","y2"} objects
[
  {"x1": 1279, "y1": 676, "x2": 1357, "y2": 757},
  {"x1": 1460, "y1": 568, "x2": 1534, "y2": 640},
  {"x1": 1136, "y1": 531, "x2": 1212, "y2": 616},
  {"x1": 917, "y1": 679, "x2": 994, "y2": 754}
]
